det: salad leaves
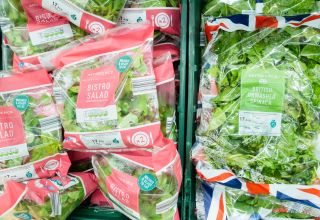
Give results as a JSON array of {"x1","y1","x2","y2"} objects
[
  {"x1": 93, "y1": 150, "x2": 181, "y2": 220},
  {"x1": 197, "y1": 25, "x2": 320, "y2": 185}
]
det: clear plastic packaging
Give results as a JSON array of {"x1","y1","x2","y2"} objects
[
  {"x1": 0, "y1": 0, "x2": 86, "y2": 58},
  {"x1": 154, "y1": 52, "x2": 177, "y2": 141},
  {"x1": 0, "y1": 172, "x2": 97, "y2": 220},
  {"x1": 196, "y1": 14, "x2": 320, "y2": 185},
  {"x1": 92, "y1": 140, "x2": 182, "y2": 220},
  {"x1": 52, "y1": 25, "x2": 164, "y2": 151},
  {"x1": 0, "y1": 69, "x2": 68, "y2": 184}
]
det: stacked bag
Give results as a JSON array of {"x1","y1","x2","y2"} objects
[
  {"x1": 0, "y1": 0, "x2": 182, "y2": 219},
  {"x1": 193, "y1": 1, "x2": 320, "y2": 219}
]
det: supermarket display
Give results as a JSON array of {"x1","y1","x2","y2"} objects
[
  {"x1": 0, "y1": 0, "x2": 183, "y2": 219},
  {"x1": 0, "y1": 172, "x2": 97, "y2": 219}
]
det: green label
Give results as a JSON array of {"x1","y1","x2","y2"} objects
[
  {"x1": 138, "y1": 173, "x2": 158, "y2": 191},
  {"x1": 239, "y1": 68, "x2": 286, "y2": 136},
  {"x1": 13, "y1": 95, "x2": 29, "y2": 111},
  {"x1": 240, "y1": 68, "x2": 285, "y2": 113},
  {"x1": 116, "y1": 55, "x2": 133, "y2": 73},
  {"x1": 14, "y1": 213, "x2": 32, "y2": 220}
]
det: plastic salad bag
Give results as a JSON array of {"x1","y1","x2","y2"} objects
[
  {"x1": 0, "y1": 0, "x2": 86, "y2": 63},
  {"x1": 53, "y1": 24, "x2": 164, "y2": 151},
  {"x1": 195, "y1": 14, "x2": 320, "y2": 185},
  {"x1": 0, "y1": 172, "x2": 97, "y2": 220},
  {"x1": 154, "y1": 52, "x2": 177, "y2": 141},
  {"x1": 119, "y1": 0, "x2": 181, "y2": 36},
  {"x1": 40, "y1": 0, "x2": 127, "y2": 34},
  {"x1": 0, "y1": 69, "x2": 71, "y2": 184},
  {"x1": 196, "y1": 181, "x2": 320, "y2": 220},
  {"x1": 92, "y1": 140, "x2": 182, "y2": 220}
]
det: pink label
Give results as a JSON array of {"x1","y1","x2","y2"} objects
[
  {"x1": 77, "y1": 66, "x2": 119, "y2": 108},
  {"x1": 106, "y1": 168, "x2": 140, "y2": 215},
  {"x1": 76, "y1": 66, "x2": 120, "y2": 123},
  {"x1": 0, "y1": 107, "x2": 28, "y2": 161},
  {"x1": 120, "y1": 8, "x2": 180, "y2": 35},
  {"x1": 80, "y1": 13, "x2": 115, "y2": 34},
  {"x1": 21, "y1": 0, "x2": 73, "y2": 45},
  {"x1": 154, "y1": 55, "x2": 174, "y2": 84},
  {"x1": 63, "y1": 122, "x2": 165, "y2": 150}
]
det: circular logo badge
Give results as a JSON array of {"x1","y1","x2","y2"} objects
[
  {"x1": 138, "y1": 173, "x2": 158, "y2": 191},
  {"x1": 155, "y1": 13, "x2": 171, "y2": 28},
  {"x1": 88, "y1": 22, "x2": 105, "y2": 34},
  {"x1": 44, "y1": 160, "x2": 59, "y2": 171},
  {"x1": 270, "y1": 120, "x2": 277, "y2": 128},
  {"x1": 131, "y1": 132, "x2": 150, "y2": 147},
  {"x1": 13, "y1": 95, "x2": 29, "y2": 111},
  {"x1": 116, "y1": 55, "x2": 133, "y2": 73}
]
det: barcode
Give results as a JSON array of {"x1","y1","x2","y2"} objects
[
  {"x1": 156, "y1": 192, "x2": 179, "y2": 214},
  {"x1": 132, "y1": 76, "x2": 156, "y2": 96},
  {"x1": 200, "y1": 32, "x2": 206, "y2": 47},
  {"x1": 39, "y1": 115, "x2": 62, "y2": 133},
  {"x1": 53, "y1": 86, "x2": 65, "y2": 104},
  {"x1": 166, "y1": 112, "x2": 176, "y2": 135},
  {"x1": 49, "y1": 192, "x2": 61, "y2": 217}
]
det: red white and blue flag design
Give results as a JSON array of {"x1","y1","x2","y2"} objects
[{"x1": 205, "y1": 13, "x2": 320, "y2": 41}]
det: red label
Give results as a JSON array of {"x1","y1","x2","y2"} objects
[
  {"x1": 0, "y1": 106, "x2": 26, "y2": 149},
  {"x1": 106, "y1": 168, "x2": 140, "y2": 214},
  {"x1": 21, "y1": 0, "x2": 68, "y2": 32},
  {"x1": 77, "y1": 66, "x2": 119, "y2": 108}
]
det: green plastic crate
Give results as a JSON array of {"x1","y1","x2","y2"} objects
[{"x1": 183, "y1": 0, "x2": 202, "y2": 219}]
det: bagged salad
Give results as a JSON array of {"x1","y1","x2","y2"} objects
[
  {"x1": 40, "y1": 0, "x2": 127, "y2": 34},
  {"x1": 0, "y1": 172, "x2": 97, "y2": 220},
  {"x1": 0, "y1": 69, "x2": 71, "y2": 184},
  {"x1": 0, "y1": 0, "x2": 86, "y2": 62},
  {"x1": 53, "y1": 24, "x2": 165, "y2": 151},
  {"x1": 154, "y1": 52, "x2": 177, "y2": 141},
  {"x1": 196, "y1": 14, "x2": 320, "y2": 185},
  {"x1": 196, "y1": 181, "x2": 320, "y2": 220},
  {"x1": 92, "y1": 140, "x2": 182, "y2": 220},
  {"x1": 119, "y1": 0, "x2": 181, "y2": 36}
]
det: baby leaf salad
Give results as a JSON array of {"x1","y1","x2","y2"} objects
[
  {"x1": 0, "y1": 69, "x2": 69, "y2": 184},
  {"x1": 92, "y1": 141, "x2": 182, "y2": 220},
  {"x1": 0, "y1": 172, "x2": 97, "y2": 220},
  {"x1": 0, "y1": 0, "x2": 86, "y2": 58},
  {"x1": 194, "y1": 15, "x2": 320, "y2": 185},
  {"x1": 53, "y1": 25, "x2": 164, "y2": 150}
]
